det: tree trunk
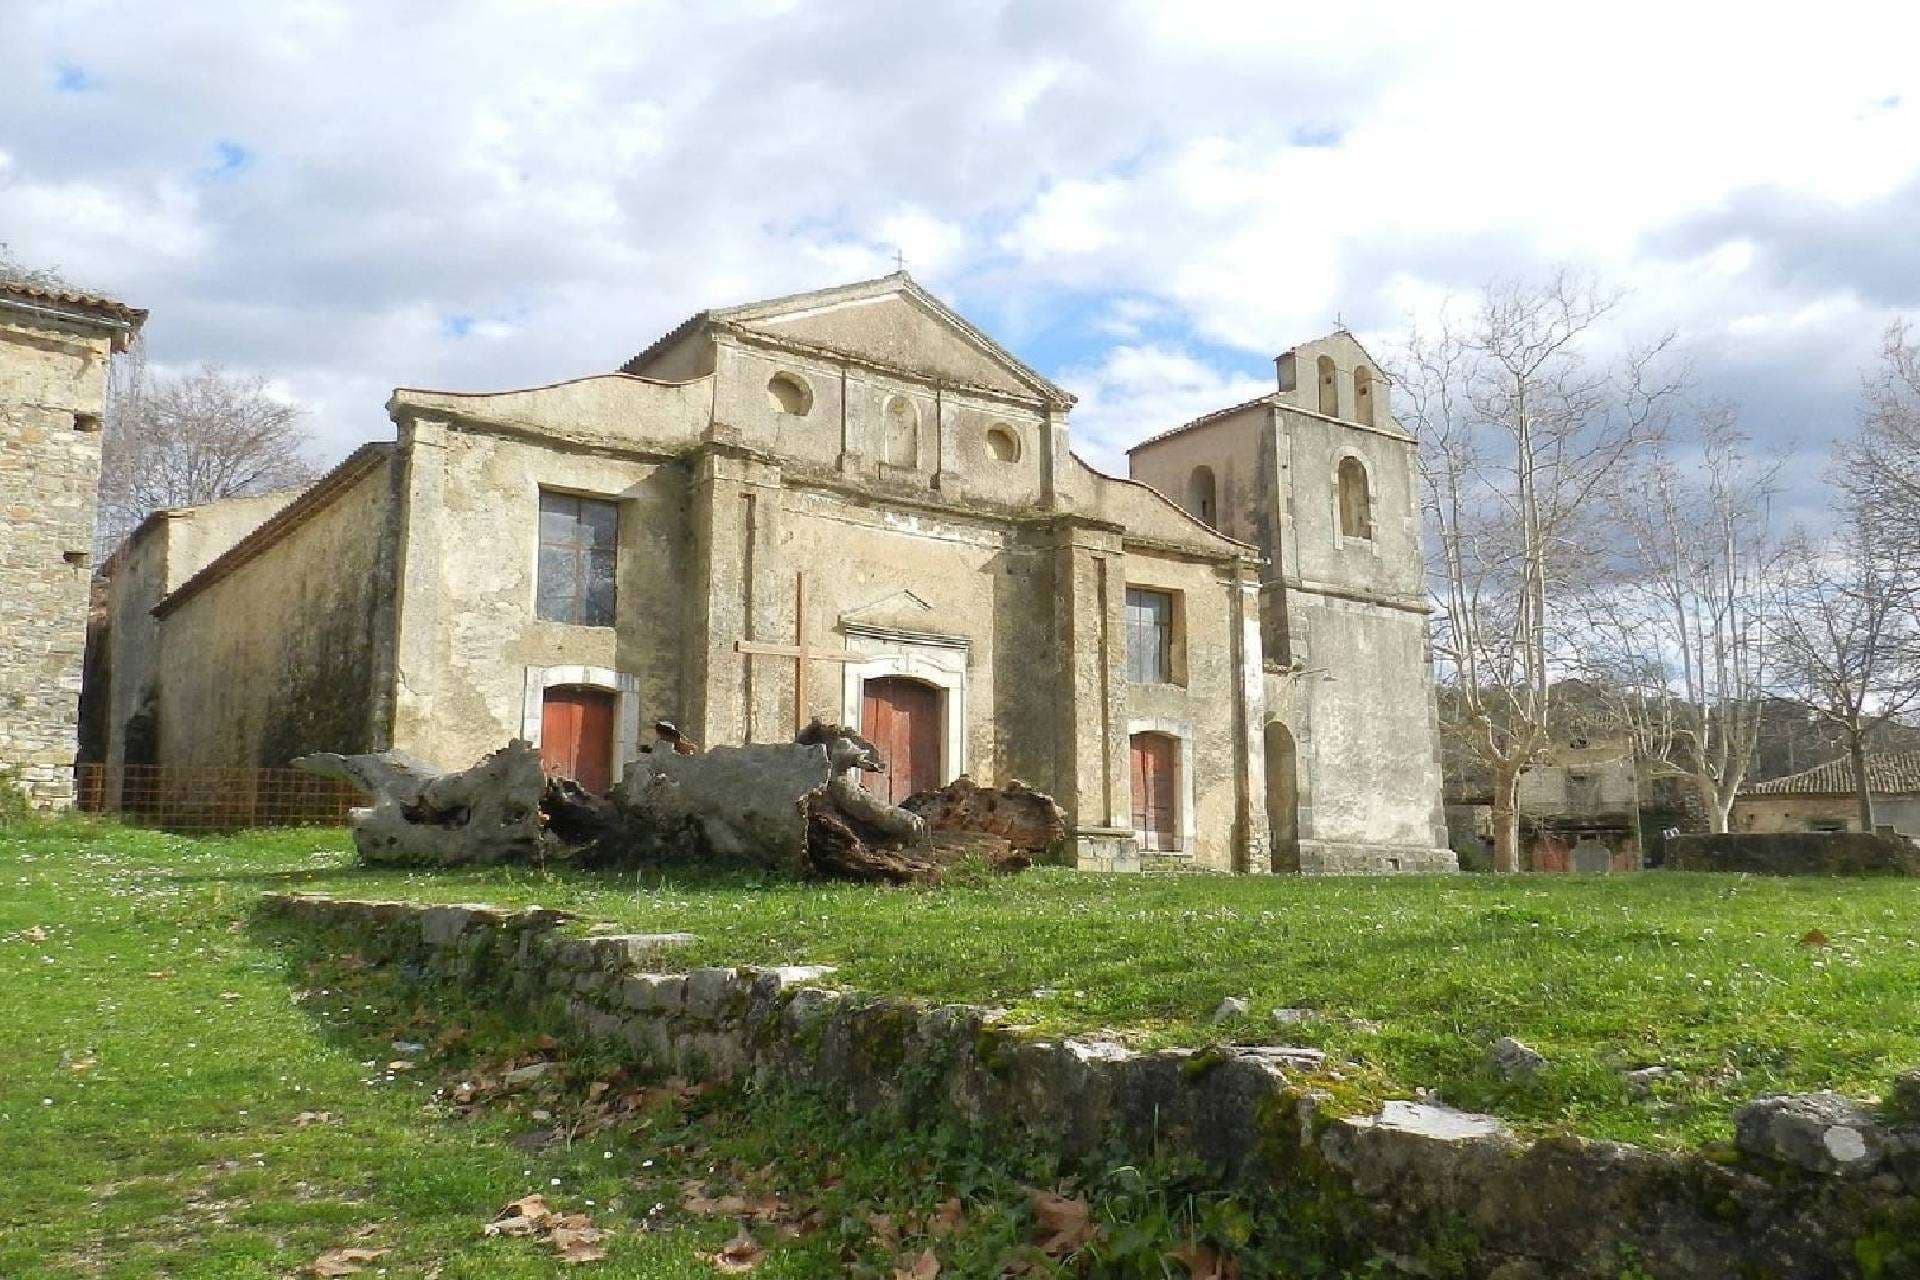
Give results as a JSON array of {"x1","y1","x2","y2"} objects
[
  {"x1": 1698, "y1": 776, "x2": 1732, "y2": 835},
  {"x1": 1491, "y1": 762, "x2": 1523, "y2": 873},
  {"x1": 1849, "y1": 731, "x2": 1876, "y2": 832}
]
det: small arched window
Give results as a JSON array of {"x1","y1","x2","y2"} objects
[
  {"x1": 1187, "y1": 465, "x2": 1217, "y2": 526},
  {"x1": 1337, "y1": 455, "x2": 1373, "y2": 541},
  {"x1": 1353, "y1": 364, "x2": 1376, "y2": 427},
  {"x1": 884, "y1": 395, "x2": 918, "y2": 467},
  {"x1": 986, "y1": 424, "x2": 1021, "y2": 462},
  {"x1": 1316, "y1": 354, "x2": 1338, "y2": 416},
  {"x1": 767, "y1": 371, "x2": 812, "y2": 416}
]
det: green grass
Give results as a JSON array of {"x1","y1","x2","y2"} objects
[
  {"x1": 7, "y1": 820, "x2": 1920, "y2": 1268},
  {"x1": 293, "y1": 833, "x2": 1920, "y2": 1149},
  {"x1": 0, "y1": 818, "x2": 1371, "y2": 1277}
]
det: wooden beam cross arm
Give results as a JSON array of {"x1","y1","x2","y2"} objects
[{"x1": 734, "y1": 572, "x2": 868, "y2": 733}]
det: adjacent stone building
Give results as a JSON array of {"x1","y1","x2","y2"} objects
[
  {"x1": 1, "y1": 281, "x2": 145, "y2": 808},
  {"x1": 1733, "y1": 750, "x2": 1920, "y2": 837},
  {"x1": 1127, "y1": 333, "x2": 1453, "y2": 872},
  {"x1": 95, "y1": 274, "x2": 1451, "y2": 872}
]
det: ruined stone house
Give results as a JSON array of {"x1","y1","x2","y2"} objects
[
  {"x1": 93, "y1": 273, "x2": 1452, "y2": 872},
  {"x1": 0, "y1": 281, "x2": 145, "y2": 808}
]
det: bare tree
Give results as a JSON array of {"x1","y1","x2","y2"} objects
[
  {"x1": 1580, "y1": 413, "x2": 1781, "y2": 831},
  {"x1": 1771, "y1": 513, "x2": 1920, "y2": 834},
  {"x1": 1402, "y1": 272, "x2": 1680, "y2": 871},
  {"x1": 96, "y1": 359, "x2": 318, "y2": 551},
  {"x1": 0, "y1": 241, "x2": 69, "y2": 290},
  {"x1": 1835, "y1": 320, "x2": 1920, "y2": 552}
]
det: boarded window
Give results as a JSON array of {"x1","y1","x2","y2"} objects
[
  {"x1": 1130, "y1": 732, "x2": 1179, "y2": 852},
  {"x1": 1125, "y1": 588, "x2": 1173, "y2": 684},
  {"x1": 537, "y1": 491, "x2": 618, "y2": 626}
]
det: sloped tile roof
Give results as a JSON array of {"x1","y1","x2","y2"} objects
[
  {"x1": 0, "y1": 279, "x2": 147, "y2": 327},
  {"x1": 1744, "y1": 749, "x2": 1920, "y2": 797}
]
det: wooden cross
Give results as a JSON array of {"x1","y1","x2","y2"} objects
[{"x1": 734, "y1": 572, "x2": 868, "y2": 734}]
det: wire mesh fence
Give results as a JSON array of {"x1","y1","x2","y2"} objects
[{"x1": 75, "y1": 764, "x2": 365, "y2": 832}]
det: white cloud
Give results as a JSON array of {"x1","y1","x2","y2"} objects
[
  {"x1": 0, "y1": 0, "x2": 1915, "y2": 493},
  {"x1": 1060, "y1": 344, "x2": 1273, "y2": 474}
]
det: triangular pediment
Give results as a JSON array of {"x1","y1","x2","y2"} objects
[{"x1": 713, "y1": 274, "x2": 1071, "y2": 406}]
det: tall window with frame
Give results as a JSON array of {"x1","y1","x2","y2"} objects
[
  {"x1": 537, "y1": 490, "x2": 619, "y2": 626},
  {"x1": 1124, "y1": 587, "x2": 1173, "y2": 684}
]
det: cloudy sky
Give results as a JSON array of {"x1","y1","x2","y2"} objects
[{"x1": 6, "y1": 1, "x2": 1918, "y2": 507}]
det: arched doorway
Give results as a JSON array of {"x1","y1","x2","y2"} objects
[
  {"x1": 860, "y1": 676, "x2": 942, "y2": 805},
  {"x1": 1265, "y1": 721, "x2": 1299, "y2": 870},
  {"x1": 541, "y1": 685, "x2": 616, "y2": 794}
]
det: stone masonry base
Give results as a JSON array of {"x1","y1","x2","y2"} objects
[{"x1": 258, "y1": 893, "x2": 1917, "y2": 1279}]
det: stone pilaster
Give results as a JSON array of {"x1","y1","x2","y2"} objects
[{"x1": 1049, "y1": 517, "x2": 1135, "y2": 869}]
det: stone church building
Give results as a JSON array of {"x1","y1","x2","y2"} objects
[
  {"x1": 1, "y1": 280, "x2": 145, "y2": 808},
  {"x1": 93, "y1": 273, "x2": 1450, "y2": 872}
]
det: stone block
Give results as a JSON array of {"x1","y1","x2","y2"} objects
[{"x1": 683, "y1": 967, "x2": 741, "y2": 1021}]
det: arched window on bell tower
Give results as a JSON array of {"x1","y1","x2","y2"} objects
[
  {"x1": 1353, "y1": 364, "x2": 1376, "y2": 428},
  {"x1": 1337, "y1": 455, "x2": 1373, "y2": 541},
  {"x1": 1316, "y1": 355, "x2": 1338, "y2": 416}
]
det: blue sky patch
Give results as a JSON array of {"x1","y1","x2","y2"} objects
[
  {"x1": 54, "y1": 63, "x2": 94, "y2": 92},
  {"x1": 204, "y1": 141, "x2": 252, "y2": 180},
  {"x1": 442, "y1": 314, "x2": 476, "y2": 339}
]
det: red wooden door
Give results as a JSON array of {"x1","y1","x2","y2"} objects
[
  {"x1": 860, "y1": 677, "x2": 941, "y2": 806},
  {"x1": 1130, "y1": 733, "x2": 1178, "y2": 851},
  {"x1": 540, "y1": 686, "x2": 616, "y2": 794}
]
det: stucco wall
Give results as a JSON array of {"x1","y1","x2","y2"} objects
[
  {"x1": 0, "y1": 307, "x2": 117, "y2": 806},
  {"x1": 1734, "y1": 794, "x2": 1920, "y2": 837},
  {"x1": 98, "y1": 490, "x2": 305, "y2": 778},
  {"x1": 388, "y1": 424, "x2": 693, "y2": 773},
  {"x1": 156, "y1": 460, "x2": 396, "y2": 767}
]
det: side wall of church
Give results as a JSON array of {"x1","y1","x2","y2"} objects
[
  {"x1": 0, "y1": 308, "x2": 116, "y2": 807},
  {"x1": 156, "y1": 460, "x2": 397, "y2": 768}
]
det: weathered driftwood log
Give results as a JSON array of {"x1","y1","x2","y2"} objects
[
  {"x1": 299, "y1": 723, "x2": 1039, "y2": 884},
  {"x1": 902, "y1": 774, "x2": 1067, "y2": 855},
  {"x1": 294, "y1": 740, "x2": 555, "y2": 866}
]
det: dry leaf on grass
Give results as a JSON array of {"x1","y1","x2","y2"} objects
[
  {"x1": 866, "y1": 1211, "x2": 900, "y2": 1250},
  {"x1": 1027, "y1": 1188, "x2": 1097, "y2": 1258},
  {"x1": 708, "y1": 1228, "x2": 765, "y2": 1273},
  {"x1": 550, "y1": 1218, "x2": 610, "y2": 1264},
  {"x1": 485, "y1": 1193, "x2": 555, "y2": 1237},
  {"x1": 894, "y1": 1247, "x2": 941, "y2": 1279},
  {"x1": 293, "y1": 1110, "x2": 333, "y2": 1128},
  {"x1": 21, "y1": 925, "x2": 49, "y2": 943},
  {"x1": 928, "y1": 1197, "x2": 963, "y2": 1237},
  {"x1": 1170, "y1": 1241, "x2": 1242, "y2": 1279},
  {"x1": 1800, "y1": 928, "x2": 1830, "y2": 948},
  {"x1": 307, "y1": 1246, "x2": 389, "y2": 1276}
]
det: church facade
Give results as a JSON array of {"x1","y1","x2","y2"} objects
[{"x1": 95, "y1": 274, "x2": 1451, "y2": 872}]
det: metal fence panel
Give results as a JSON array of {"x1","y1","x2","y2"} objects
[{"x1": 74, "y1": 764, "x2": 364, "y2": 832}]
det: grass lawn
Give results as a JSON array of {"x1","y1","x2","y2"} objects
[
  {"x1": 8, "y1": 819, "x2": 1336, "y2": 1278},
  {"x1": 274, "y1": 836, "x2": 1920, "y2": 1150},
  {"x1": 6, "y1": 820, "x2": 1920, "y2": 1273}
]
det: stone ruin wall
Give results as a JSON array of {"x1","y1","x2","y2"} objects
[
  {"x1": 0, "y1": 309, "x2": 116, "y2": 808},
  {"x1": 263, "y1": 891, "x2": 1920, "y2": 1279}
]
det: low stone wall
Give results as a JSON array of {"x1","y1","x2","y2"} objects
[
  {"x1": 1667, "y1": 831, "x2": 1920, "y2": 876},
  {"x1": 258, "y1": 893, "x2": 1920, "y2": 1279}
]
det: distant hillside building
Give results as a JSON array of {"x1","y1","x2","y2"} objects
[
  {"x1": 0, "y1": 281, "x2": 144, "y2": 808},
  {"x1": 91, "y1": 274, "x2": 1452, "y2": 872},
  {"x1": 1734, "y1": 751, "x2": 1920, "y2": 837}
]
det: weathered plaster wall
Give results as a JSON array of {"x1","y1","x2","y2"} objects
[
  {"x1": 387, "y1": 422, "x2": 694, "y2": 773},
  {"x1": 156, "y1": 460, "x2": 396, "y2": 767},
  {"x1": 0, "y1": 307, "x2": 118, "y2": 806},
  {"x1": 97, "y1": 490, "x2": 304, "y2": 781},
  {"x1": 1733, "y1": 793, "x2": 1920, "y2": 837}
]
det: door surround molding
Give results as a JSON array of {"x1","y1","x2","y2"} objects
[
  {"x1": 839, "y1": 626, "x2": 967, "y2": 785},
  {"x1": 520, "y1": 664, "x2": 642, "y2": 781}
]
